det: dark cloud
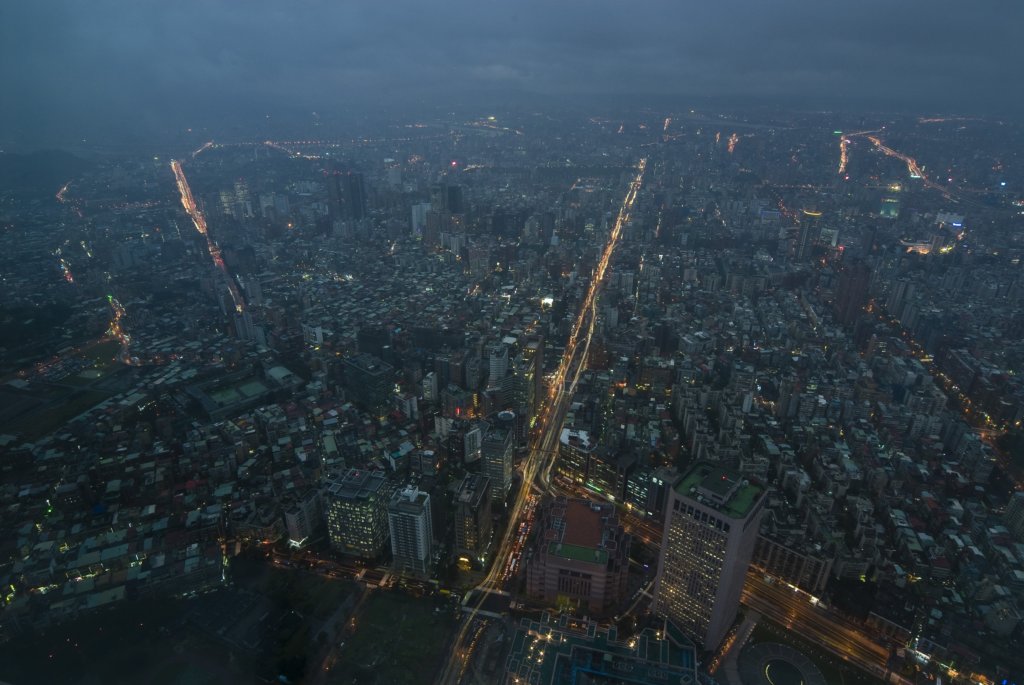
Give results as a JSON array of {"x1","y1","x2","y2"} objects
[{"x1": 2, "y1": 0, "x2": 1021, "y2": 146}]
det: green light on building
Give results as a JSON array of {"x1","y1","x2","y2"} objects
[{"x1": 880, "y1": 197, "x2": 900, "y2": 219}]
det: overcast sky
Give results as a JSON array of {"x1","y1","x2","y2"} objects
[{"x1": 2, "y1": 1, "x2": 1021, "y2": 147}]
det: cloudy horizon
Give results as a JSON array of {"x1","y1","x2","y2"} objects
[{"x1": 3, "y1": 1, "x2": 1021, "y2": 148}]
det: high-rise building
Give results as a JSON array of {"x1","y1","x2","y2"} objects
[
  {"x1": 328, "y1": 168, "x2": 367, "y2": 222},
  {"x1": 454, "y1": 475, "x2": 492, "y2": 563},
  {"x1": 347, "y1": 173, "x2": 366, "y2": 220},
  {"x1": 430, "y1": 182, "x2": 464, "y2": 214},
  {"x1": 526, "y1": 497, "x2": 630, "y2": 616},
  {"x1": 482, "y1": 416, "x2": 515, "y2": 505},
  {"x1": 795, "y1": 208, "x2": 822, "y2": 260},
  {"x1": 421, "y1": 371, "x2": 438, "y2": 403},
  {"x1": 284, "y1": 489, "x2": 322, "y2": 547},
  {"x1": 388, "y1": 485, "x2": 434, "y2": 577},
  {"x1": 511, "y1": 355, "x2": 537, "y2": 432},
  {"x1": 521, "y1": 336, "x2": 544, "y2": 423},
  {"x1": 654, "y1": 462, "x2": 767, "y2": 650},
  {"x1": 834, "y1": 260, "x2": 872, "y2": 328},
  {"x1": 557, "y1": 428, "x2": 594, "y2": 485},
  {"x1": 342, "y1": 353, "x2": 394, "y2": 413},
  {"x1": 410, "y1": 202, "x2": 431, "y2": 237},
  {"x1": 487, "y1": 342, "x2": 509, "y2": 390},
  {"x1": 325, "y1": 469, "x2": 391, "y2": 560}
]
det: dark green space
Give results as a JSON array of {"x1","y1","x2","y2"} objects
[
  {"x1": 0, "y1": 597, "x2": 257, "y2": 685},
  {"x1": 328, "y1": 591, "x2": 456, "y2": 685},
  {"x1": 11, "y1": 389, "x2": 111, "y2": 440}
]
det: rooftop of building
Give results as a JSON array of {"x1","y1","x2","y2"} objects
[
  {"x1": 456, "y1": 474, "x2": 490, "y2": 505},
  {"x1": 327, "y1": 468, "x2": 388, "y2": 500},
  {"x1": 676, "y1": 461, "x2": 764, "y2": 519},
  {"x1": 343, "y1": 353, "x2": 393, "y2": 376},
  {"x1": 548, "y1": 541, "x2": 608, "y2": 565},
  {"x1": 559, "y1": 427, "x2": 593, "y2": 451},
  {"x1": 389, "y1": 485, "x2": 430, "y2": 512},
  {"x1": 563, "y1": 499, "x2": 603, "y2": 548},
  {"x1": 542, "y1": 499, "x2": 620, "y2": 566}
]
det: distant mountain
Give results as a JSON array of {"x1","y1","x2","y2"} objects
[{"x1": 0, "y1": 150, "x2": 94, "y2": 195}]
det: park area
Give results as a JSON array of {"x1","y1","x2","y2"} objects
[{"x1": 329, "y1": 591, "x2": 457, "y2": 685}]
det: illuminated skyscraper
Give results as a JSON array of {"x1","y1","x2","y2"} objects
[
  {"x1": 454, "y1": 474, "x2": 492, "y2": 562},
  {"x1": 795, "y1": 208, "x2": 823, "y2": 259},
  {"x1": 487, "y1": 342, "x2": 509, "y2": 390},
  {"x1": 388, "y1": 485, "x2": 434, "y2": 577},
  {"x1": 325, "y1": 469, "x2": 391, "y2": 560},
  {"x1": 482, "y1": 416, "x2": 514, "y2": 505},
  {"x1": 653, "y1": 462, "x2": 766, "y2": 650}
]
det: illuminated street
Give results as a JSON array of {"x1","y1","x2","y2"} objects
[
  {"x1": 106, "y1": 295, "x2": 133, "y2": 364},
  {"x1": 170, "y1": 159, "x2": 246, "y2": 313},
  {"x1": 741, "y1": 575, "x2": 892, "y2": 680},
  {"x1": 438, "y1": 158, "x2": 647, "y2": 685}
]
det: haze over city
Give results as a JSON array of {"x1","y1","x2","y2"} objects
[
  {"x1": 1, "y1": 3, "x2": 1023, "y2": 685},
  {"x1": 3, "y1": 1, "x2": 1023, "y2": 149}
]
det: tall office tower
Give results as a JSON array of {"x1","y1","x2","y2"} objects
[
  {"x1": 487, "y1": 342, "x2": 509, "y2": 390},
  {"x1": 430, "y1": 182, "x2": 465, "y2": 215},
  {"x1": 388, "y1": 485, "x2": 434, "y2": 577},
  {"x1": 325, "y1": 469, "x2": 391, "y2": 560},
  {"x1": 795, "y1": 208, "x2": 823, "y2": 260},
  {"x1": 525, "y1": 497, "x2": 631, "y2": 616},
  {"x1": 342, "y1": 353, "x2": 394, "y2": 413},
  {"x1": 833, "y1": 260, "x2": 872, "y2": 327},
  {"x1": 511, "y1": 355, "x2": 537, "y2": 428},
  {"x1": 454, "y1": 475, "x2": 492, "y2": 563},
  {"x1": 327, "y1": 168, "x2": 368, "y2": 222},
  {"x1": 410, "y1": 202, "x2": 431, "y2": 237},
  {"x1": 482, "y1": 417, "x2": 514, "y2": 505},
  {"x1": 557, "y1": 428, "x2": 594, "y2": 485},
  {"x1": 326, "y1": 167, "x2": 343, "y2": 221},
  {"x1": 343, "y1": 171, "x2": 367, "y2": 220},
  {"x1": 522, "y1": 336, "x2": 545, "y2": 421},
  {"x1": 654, "y1": 462, "x2": 767, "y2": 651},
  {"x1": 421, "y1": 371, "x2": 439, "y2": 403}
]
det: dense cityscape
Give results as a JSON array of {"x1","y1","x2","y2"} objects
[
  {"x1": 2, "y1": 106, "x2": 1023, "y2": 685},
  {"x1": 3, "y1": 3, "x2": 1024, "y2": 685}
]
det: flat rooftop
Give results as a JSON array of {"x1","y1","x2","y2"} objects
[
  {"x1": 563, "y1": 499, "x2": 602, "y2": 548},
  {"x1": 544, "y1": 499, "x2": 617, "y2": 566},
  {"x1": 676, "y1": 462, "x2": 764, "y2": 519},
  {"x1": 328, "y1": 468, "x2": 387, "y2": 500},
  {"x1": 548, "y1": 541, "x2": 608, "y2": 565}
]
